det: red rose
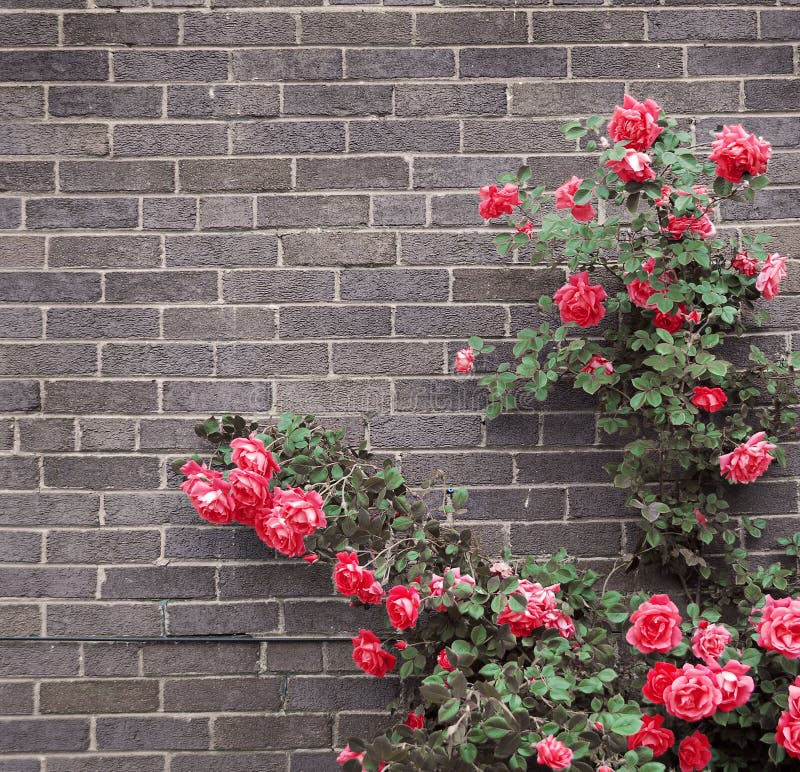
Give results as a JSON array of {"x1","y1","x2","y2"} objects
[
  {"x1": 709, "y1": 124, "x2": 771, "y2": 183},
  {"x1": 270, "y1": 487, "x2": 326, "y2": 536},
  {"x1": 536, "y1": 735, "x2": 573, "y2": 771},
  {"x1": 386, "y1": 585, "x2": 420, "y2": 630},
  {"x1": 230, "y1": 432, "x2": 280, "y2": 480},
  {"x1": 627, "y1": 714, "x2": 674, "y2": 757},
  {"x1": 437, "y1": 649, "x2": 454, "y2": 671},
  {"x1": 478, "y1": 183, "x2": 520, "y2": 220},
  {"x1": 662, "y1": 663, "x2": 722, "y2": 721},
  {"x1": 608, "y1": 95, "x2": 663, "y2": 151},
  {"x1": 691, "y1": 387, "x2": 728, "y2": 413},
  {"x1": 732, "y1": 250, "x2": 760, "y2": 277},
  {"x1": 351, "y1": 629, "x2": 395, "y2": 678},
  {"x1": 719, "y1": 431, "x2": 776, "y2": 484},
  {"x1": 228, "y1": 469, "x2": 272, "y2": 525},
  {"x1": 777, "y1": 711, "x2": 800, "y2": 759},
  {"x1": 678, "y1": 731, "x2": 712, "y2": 772},
  {"x1": 405, "y1": 710, "x2": 425, "y2": 730},
  {"x1": 756, "y1": 594, "x2": 800, "y2": 658},
  {"x1": 606, "y1": 148, "x2": 656, "y2": 183},
  {"x1": 554, "y1": 271, "x2": 607, "y2": 328},
  {"x1": 710, "y1": 659, "x2": 754, "y2": 712},
  {"x1": 555, "y1": 175, "x2": 596, "y2": 222},
  {"x1": 626, "y1": 594, "x2": 682, "y2": 654},
  {"x1": 642, "y1": 661, "x2": 679, "y2": 704}
]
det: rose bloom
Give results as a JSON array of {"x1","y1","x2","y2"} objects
[
  {"x1": 405, "y1": 711, "x2": 425, "y2": 730},
  {"x1": 271, "y1": 487, "x2": 326, "y2": 536},
  {"x1": 228, "y1": 468, "x2": 272, "y2": 525},
  {"x1": 709, "y1": 124, "x2": 771, "y2": 183},
  {"x1": 664, "y1": 213, "x2": 716, "y2": 241},
  {"x1": 608, "y1": 95, "x2": 663, "y2": 151},
  {"x1": 478, "y1": 183, "x2": 520, "y2": 219},
  {"x1": 777, "y1": 710, "x2": 800, "y2": 759},
  {"x1": 554, "y1": 271, "x2": 607, "y2": 328},
  {"x1": 230, "y1": 433, "x2": 280, "y2": 480},
  {"x1": 642, "y1": 661, "x2": 679, "y2": 704},
  {"x1": 679, "y1": 731, "x2": 713, "y2": 772},
  {"x1": 719, "y1": 431, "x2": 776, "y2": 484},
  {"x1": 437, "y1": 648, "x2": 454, "y2": 671},
  {"x1": 555, "y1": 175, "x2": 596, "y2": 222},
  {"x1": 536, "y1": 735, "x2": 573, "y2": 771},
  {"x1": 627, "y1": 714, "x2": 674, "y2": 757},
  {"x1": 756, "y1": 594, "x2": 800, "y2": 658},
  {"x1": 606, "y1": 148, "x2": 656, "y2": 183},
  {"x1": 626, "y1": 594, "x2": 683, "y2": 654},
  {"x1": 662, "y1": 663, "x2": 723, "y2": 721},
  {"x1": 691, "y1": 386, "x2": 728, "y2": 414},
  {"x1": 351, "y1": 629, "x2": 396, "y2": 677},
  {"x1": 710, "y1": 659, "x2": 754, "y2": 712},
  {"x1": 333, "y1": 551, "x2": 368, "y2": 597},
  {"x1": 454, "y1": 346, "x2": 475, "y2": 374},
  {"x1": 386, "y1": 584, "x2": 421, "y2": 630},
  {"x1": 581, "y1": 354, "x2": 614, "y2": 375},
  {"x1": 691, "y1": 620, "x2": 732, "y2": 662},
  {"x1": 653, "y1": 307, "x2": 685, "y2": 334},
  {"x1": 756, "y1": 252, "x2": 788, "y2": 301},
  {"x1": 733, "y1": 250, "x2": 760, "y2": 277}
]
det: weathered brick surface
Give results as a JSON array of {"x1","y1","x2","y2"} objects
[{"x1": 0, "y1": 2, "x2": 798, "y2": 766}]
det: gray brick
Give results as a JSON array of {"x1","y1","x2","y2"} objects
[
  {"x1": 282, "y1": 231, "x2": 396, "y2": 266},
  {"x1": 0, "y1": 681, "x2": 34, "y2": 714},
  {"x1": 460, "y1": 47, "x2": 567, "y2": 78},
  {"x1": 417, "y1": 11, "x2": 527, "y2": 44},
  {"x1": 573, "y1": 46, "x2": 683, "y2": 78},
  {"x1": 0, "y1": 161, "x2": 54, "y2": 192},
  {"x1": 96, "y1": 716, "x2": 209, "y2": 751},
  {"x1": 223, "y1": 269, "x2": 334, "y2": 302},
  {"x1": 761, "y1": 11, "x2": 800, "y2": 40},
  {"x1": 511, "y1": 81, "x2": 624, "y2": 116},
  {"x1": 413, "y1": 155, "x2": 522, "y2": 189},
  {"x1": 346, "y1": 48, "x2": 454, "y2": 79},
  {"x1": 173, "y1": 753, "x2": 286, "y2": 772},
  {"x1": 168, "y1": 84, "x2": 279, "y2": 119},
  {"x1": 143, "y1": 197, "x2": 197, "y2": 230},
  {"x1": 101, "y1": 566, "x2": 216, "y2": 599},
  {"x1": 341, "y1": 268, "x2": 449, "y2": 301},
  {"x1": 166, "y1": 234, "x2": 278, "y2": 267},
  {"x1": 395, "y1": 304, "x2": 506, "y2": 337},
  {"x1": 60, "y1": 161, "x2": 174, "y2": 194},
  {"x1": 102, "y1": 343, "x2": 213, "y2": 376},
  {"x1": 0, "y1": 51, "x2": 107, "y2": 81},
  {"x1": 167, "y1": 601, "x2": 279, "y2": 635},
  {"x1": 164, "y1": 676, "x2": 282, "y2": 712},
  {"x1": 183, "y1": 12, "x2": 295, "y2": 45},
  {"x1": 0, "y1": 530, "x2": 42, "y2": 562},
  {"x1": 63, "y1": 12, "x2": 179, "y2": 44},
  {"x1": 49, "y1": 85, "x2": 161, "y2": 118},
  {"x1": 0, "y1": 124, "x2": 107, "y2": 156},
  {"x1": 0, "y1": 718, "x2": 89, "y2": 753},
  {"x1": 0, "y1": 343, "x2": 95, "y2": 376},
  {"x1": 114, "y1": 50, "x2": 228, "y2": 82},
  {"x1": 47, "y1": 308, "x2": 159, "y2": 339},
  {"x1": 332, "y1": 341, "x2": 443, "y2": 375},
  {"x1": 371, "y1": 415, "x2": 481, "y2": 448},
  {"x1": 233, "y1": 48, "x2": 342, "y2": 81},
  {"x1": 163, "y1": 306, "x2": 276, "y2": 340},
  {"x1": 114, "y1": 124, "x2": 228, "y2": 156},
  {"x1": 276, "y1": 379, "x2": 390, "y2": 413},
  {"x1": 373, "y1": 195, "x2": 426, "y2": 226},
  {"x1": 688, "y1": 45, "x2": 794, "y2": 75},
  {"x1": 284, "y1": 85, "x2": 392, "y2": 116},
  {"x1": 349, "y1": 120, "x2": 460, "y2": 152},
  {"x1": 26, "y1": 198, "x2": 138, "y2": 230},
  {"x1": 217, "y1": 343, "x2": 328, "y2": 376},
  {"x1": 257, "y1": 194, "x2": 369, "y2": 228},
  {"x1": 40, "y1": 679, "x2": 160, "y2": 714},
  {"x1": 47, "y1": 602, "x2": 162, "y2": 637},
  {"x1": 44, "y1": 455, "x2": 161, "y2": 490},
  {"x1": 0, "y1": 306, "x2": 41, "y2": 338},
  {"x1": 234, "y1": 121, "x2": 345, "y2": 154},
  {"x1": 300, "y1": 11, "x2": 412, "y2": 44},
  {"x1": 79, "y1": 418, "x2": 137, "y2": 451},
  {"x1": 105, "y1": 271, "x2": 218, "y2": 303},
  {"x1": 296, "y1": 157, "x2": 408, "y2": 190},
  {"x1": 278, "y1": 305, "x2": 391, "y2": 338},
  {"x1": 162, "y1": 380, "x2": 272, "y2": 413},
  {"x1": 0, "y1": 86, "x2": 44, "y2": 118},
  {"x1": 180, "y1": 159, "x2": 290, "y2": 193},
  {"x1": 44, "y1": 380, "x2": 157, "y2": 414},
  {"x1": 745, "y1": 79, "x2": 800, "y2": 111},
  {"x1": 50, "y1": 235, "x2": 162, "y2": 269},
  {"x1": 48, "y1": 756, "x2": 164, "y2": 772},
  {"x1": 531, "y1": 10, "x2": 644, "y2": 41}
]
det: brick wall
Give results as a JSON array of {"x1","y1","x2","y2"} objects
[{"x1": 1, "y1": 0, "x2": 799, "y2": 768}]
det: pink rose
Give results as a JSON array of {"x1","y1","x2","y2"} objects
[
  {"x1": 454, "y1": 346, "x2": 475, "y2": 374},
  {"x1": 642, "y1": 661, "x2": 679, "y2": 704},
  {"x1": 733, "y1": 250, "x2": 760, "y2": 277},
  {"x1": 581, "y1": 354, "x2": 614, "y2": 375},
  {"x1": 662, "y1": 663, "x2": 723, "y2": 721},
  {"x1": 626, "y1": 594, "x2": 683, "y2": 654},
  {"x1": 606, "y1": 148, "x2": 656, "y2": 183},
  {"x1": 554, "y1": 271, "x2": 607, "y2": 328},
  {"x1": 351, "y1": 629, "x2": 395, "y2": 677},
  {"x1": 627, "y1": 714, "x2": 674, "y2": 757},
  {"x1": 719, "y1": 431, "x2": 776, "y2": 484},
  {"x1": 230, "y1": 433, "x2": 280, "y2": 480},
  {"x1": 691, "y1": 387, "x2": 728, "y2": 414},
  {"x1": 664, "y1": 214, "x2": 716, "y2": 241},
  {"x1": 679, "y1": 731, "x2": 713, "y2": 772},
  {"x1": 478, "y1": 183, "x2": 520, "y2": 220},
  {"x1": 756, "y1": 595, "x2": 800, "y2": 658},
  {"x1": 709, "y1": 124, "x2": 771, "y2": 183},
  {"x1": 555, "y1": 175, "x2": 596, "y2": 222},
  {"x1": 271, "y1": 487, "x2": 326, "y2": 536},
  {"x1": 691, "y1": 620, "x2": 732, "y2": 662},
  {"x1": 386, "y1": 585, "x2": 421, "y2": 630},
  {"x1": 228, "y1": 469, "x2": 272, "y2": 525},
  {"x1": 180, "y1": 469, "x2": 236, "y2": 525},
  {"x1": 710, "y1": 659, "x2": 754, "y2": 712},
  {"x1": 756, "y1": 252, "x2": 788, "y2": 301},
  {"x1": 437, "y1": 648, "x2": 454, "y2": 671},
  {"x1": 777, "y1": 711, "x2": 800, "y2": 759},
  {"x1": 608, "y1": 95, "x2": 663, "y2": 151},
  {"x1": 536, "y1": 735, "x2": 573, "y2": 771}
]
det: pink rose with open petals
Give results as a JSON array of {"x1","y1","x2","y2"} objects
[
  {"x1": 756, "y1": 595, "x2": 800, "y2": 658},
  {"x1": 777, "y1": 711, "x2": 800, "y2": 759},
  {"x1": 709, "y1": 124, "x2": 771, "y2": 183},
  {"x1": 733, "y1": 250, "x2": 760, "y2": 277},
  {"x1": 606, "y1": 148, "x2": 656, "y2": 183},
  {"x1": 691, "y1": 620, "x2": 732, "y2": 663},
  {"x1": 478, "y1": 183, "x2": 520, "y2": 219},
  {"x1": 536, "y1": 735, "x2": 573, "y2": 771},
  {"x1": 719, "y1": 431, "x2": 776, "y2": 484},
  {"x1": 386, "y1": 585, "x2": 420, "y2": 630},
  {"x1": 230, "y1": 433, "x2": 280, "y2": 480},
  {"x1": 679, "y1": 731, "x2": 713, "y2": 772},
  {"x1": 626, "y1": 594, "x2": 682, "y2": 654},
  {"x1": 555, "y1": 175, "x2": 596, "y2": 222},
  {"x1": 554, "y1": 271, "x2": 607, "y2": 328},
  {"x1": 454, "y1": 346, "x2": 475, "y2": 374},
  {"x1": 608, "y1": 95, "x2": 663, "y2": 151},
  {"x1": 581, "y1": 354, "x2": 614, "y2": 375},
  {"x1": 756, "y1": 252, "x2": 787, "y2": 301},
  {"x1": 710, "y1": 659, "x2": 754, "y2": 712},
  {"x1": 662, "y1": 663, "x2": 723, "y2": 721},
  {"x1": 228, "y1": 469, "x2": 272, "y2": 525}
]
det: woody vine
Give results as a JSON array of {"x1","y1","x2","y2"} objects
[{"x1": 179, "y1": 98, "x2": 800, "y2": 771}]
